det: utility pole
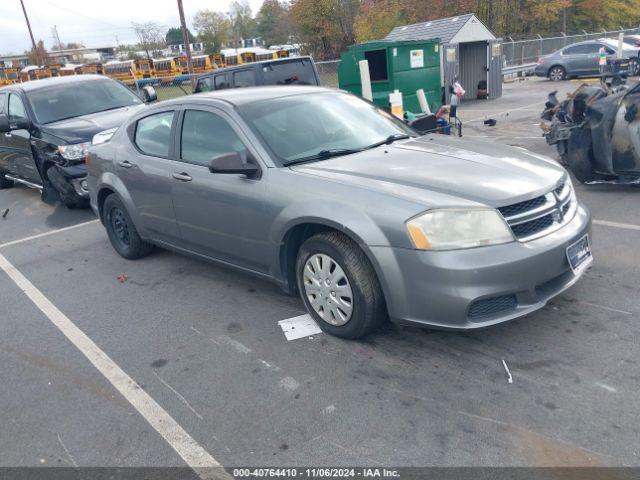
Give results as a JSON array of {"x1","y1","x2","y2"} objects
[
  {"x1": 176, "y1": 0, "x2": 195, "y2": 88},
  {"x1": 20, "y1": 0, "x2": 40, "y2": 65},
  {"x1": 52, "y1": 25, "x2": 63, "y2": 51}
]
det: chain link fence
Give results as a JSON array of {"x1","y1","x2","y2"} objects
[
  {"x1": 502, "y1": 27, "x2": 640, "y2": 67},
  {"x1": 315, "y1": 60, "x2": 340, "y2": 87}
]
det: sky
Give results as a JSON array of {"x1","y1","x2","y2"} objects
[{"x1": 0, "y1": 0, "x2": 264, "y2": 55}]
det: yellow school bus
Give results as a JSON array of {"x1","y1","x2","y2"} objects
[
  {"x1": 104, "y1": 59, "x2": 154, "y2": 84},
  {"x1": 211, "y1": 54, "x2": 226, "y2": 68},
  {"x1": 48, "y1": 63, "x2": 65, "y2": 76},
  {"x1": 172, "y1": 56, "x2": 190, "y2": 76},
  {"x1": 152, "y1": 58, "x2": 177, "y2": 78},
  {"x1": 191, "y1": 54, "x2": 217, "y2": 74},
  {"x1": 0, "y1": 67, "x2": 20, "y2": 85},
  {"x1": 58, "y1": 65, "x2": 82, "y2": 76},
  {"x1": 79, "y1": 63, "x2": 104, "y2": 75}
]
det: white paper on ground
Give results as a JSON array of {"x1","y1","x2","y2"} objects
[{"x1": 278, "y1": 314, "x2": 322, "y2": 341}]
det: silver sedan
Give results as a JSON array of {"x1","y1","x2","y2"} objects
[{"x1": 87, "y1": 87, "x2": 592, "y2": 338}]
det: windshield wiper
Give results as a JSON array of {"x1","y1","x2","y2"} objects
[
  {"x1": 282, "y1": 134, "x2": 412, "y2": 167},
  {"x1": 283, "y1": 148, "x2": 364, "y2": 167},
  {"x1": 363, "y1": 133, "x2": 412, "y2": 150}
]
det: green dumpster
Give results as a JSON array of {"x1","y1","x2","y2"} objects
[{"x1": 338, "y1": 39, "x2": 442, "y2": 114}]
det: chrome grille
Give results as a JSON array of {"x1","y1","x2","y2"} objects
[
  {"x1": 497, "y1": 196, "x2": 546, "y2": 218},
  {"x1": 498, "y1": 179, "x2": 575, "y2": 242}
]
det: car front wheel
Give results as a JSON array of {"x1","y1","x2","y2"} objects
[
  {"x1": 103, "y1": 194, "x2": 154, "y2": 260},
  {"x1": 296, "y1": 231, "x2": 386, "y2": 339},
  {"x1": 629, "y1": 57, "x2": 639, "y2": 76},
  {"x1": 549, "y1": 66, "x2": 566, "y2": 81}
]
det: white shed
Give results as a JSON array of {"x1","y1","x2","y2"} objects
[{"x1": 386, "y1": 13, "x2": 503, "y2": 100}]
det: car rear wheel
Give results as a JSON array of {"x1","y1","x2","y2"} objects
[
  {"x1": 549, "y1": 66, "x2": 566, "y2": 81},
  {"x1": 0, "y1": 172, "x2": 14, "y2": 189},
  {"x1": 296, "y1": 231, "x2": 386, "y2": 339},
  {"x1": 103, "y1": 194, "x2": 154, "y2": 260}
]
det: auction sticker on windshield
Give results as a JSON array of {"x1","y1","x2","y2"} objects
[{"x1": 566, "y1": 234, "x2": 593, "y2": 274}]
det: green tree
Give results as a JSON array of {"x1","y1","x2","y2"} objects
[
  {"x1": 290, "y1": 0, "x2": 359, "y2": 59},
  {"x1": 165, "y1": 27, "x2": 195, "y2": 46},
  {"x1": 256, "y1": 0, "x2": 291, "y2": 46},
  {"x1": 229, "y1": 0, "x2": 258, "y2": 45},
  {"x1": 193, "y1": 10, "x2": 232, "y2": 54}
]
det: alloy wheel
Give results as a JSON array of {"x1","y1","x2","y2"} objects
[
  {"x1": 302, "y1": 253, "x2": 354, "y2": 326},
  {"x1": 549, "y1": 67, "x2": 565, "y2": 81}
]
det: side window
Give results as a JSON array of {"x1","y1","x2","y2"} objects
[
  {"x1": 134, "y1": 111, "x2": 174, "y2": 158},
  {"x1": 564, "y1": 45, "x2": 586, "y2": 55},
  {"x1": 196, "y1": 77, "x2": 212, "y2": 93},
  {"x1": 181, "y1": 110, "x2": 247, "y2": 167},
  {"x1": 214, "y1": 75, "x2": 229, "y2": 90},
  {"x1": 8, "y1": 94, "x2": 27, "y2": 123},
  {"x1": 0, "y1": 93, "x2": 6, "y2": 115},
  {"x1": 584, "y1": 44, "x2": 603, "y2": 54},
  {"x1": 233, "y1": 70, "x2": 256, "y2": 87}
]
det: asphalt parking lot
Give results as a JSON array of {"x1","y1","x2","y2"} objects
[{"x1": 0, "y1": 77, "x2": 639, "y2": 474}]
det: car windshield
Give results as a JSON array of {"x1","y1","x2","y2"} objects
[
  {"x1": 27, "y1": 79, "x2": 143, "y2": 124},
  {"x1": 237, "y1": 91, "x2": 415, "y2": 166}
]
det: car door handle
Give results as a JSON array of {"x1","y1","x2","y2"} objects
[
  {"x1": 172, "y1": 172, "x2": 192, "y2": 182},
  {"x1": 4, "y1": 133, "x2": 11, "y2": 138},
  {"x1": 117, "y1": 160, "x2": 134, "y2": 168}
]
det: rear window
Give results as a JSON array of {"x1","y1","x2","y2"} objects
[{"x1": 262, "y1": 59, "x2": 318, "y2": 86}]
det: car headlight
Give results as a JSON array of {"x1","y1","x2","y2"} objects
[
  {"x1": 406, "y1": 208, "x2": 514, "y2": 250},
  {"x1": 58, "y1": 143, "x2": 89, "y2": 161}
]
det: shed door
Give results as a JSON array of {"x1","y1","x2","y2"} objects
[
  {"x1": 443, "y1": 44, "x2": 459, "y2": 103},
  {"x1": 488, "y1": 40, "x2": 503, "y2": 99},
  {"x1": 458, "y1": 41, "x2": 488, "y2": 101}
]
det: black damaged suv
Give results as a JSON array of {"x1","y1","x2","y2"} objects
[{"x1": 0, "y1": 75, "x2": 153, "y2": 208}]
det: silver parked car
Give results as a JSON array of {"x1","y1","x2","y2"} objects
[
  {"x1": 87, "y1": 87, "x2": 592, "y2": 338},
  {"x1": 534, "y1": 40, "x2": 636, "y2": 81}
]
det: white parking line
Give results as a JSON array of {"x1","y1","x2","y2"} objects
[
  {"x1": 0, "y1": 252, "x2": 229, "y2": 480},
  {"x1": 0, "y1": 219, "x2": 100, "y2": 249},
  {"x1": 593, "y1": 219, "x2": 640, "y2": 232}
]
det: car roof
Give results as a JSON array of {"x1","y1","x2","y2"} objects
[
  {"x1": 198, "y1": 56, "x2": 314, "y2": 78},
  {"x1": 159, "y1": 85, "x2": 338, "y2": 108},
  {"x1": 0, "y1": 74, "x2": 110, "y2": 93}
]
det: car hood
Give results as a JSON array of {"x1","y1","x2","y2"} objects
[
  {"x1": 39, "y1": 104, "x2": 146, "y2": 144},
  {"x1": 291, "y1": 136, "x2": 565, "y2": 208}
]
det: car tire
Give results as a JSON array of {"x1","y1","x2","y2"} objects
[
  {"x1": 629, "y1": 57, "x2": 639, "y2": 76},
  {"x1": 548, "y1": 66, "x2": 566, "y2": 82},
  {"x1": 567, "y1": 128, "x2": 598, "y2": 183},
  {"x1": 0, "y1": 172, "x2": 14, "y2": 189},
  {"x1": 103, "y1": 194, "x2": 154, "y2": 260},
  {"x1": 296, "y1": 231, "x2": 386, "y2": 339}
]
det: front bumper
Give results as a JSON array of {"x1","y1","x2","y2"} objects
[
  {"x1": 56, "y1": 164, "x2": 89, "y2": 198},
  {"x1": 534, "y1": 65, "x2": 548, "y2": 77},
  {"x1": 370, "y1": 204, "x2": 592, "y2": 330}
]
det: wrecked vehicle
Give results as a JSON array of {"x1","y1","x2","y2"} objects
[
  {"x1": 541, "y1": 81, "x2": 640, "y2": 183},
  {"x1": 0, "y1": 75, "x2": 153, "y2": 207}
]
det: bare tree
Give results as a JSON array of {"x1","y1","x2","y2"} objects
[{"x1": 132, "y1": 22, "x2": 166, "y2": 59}]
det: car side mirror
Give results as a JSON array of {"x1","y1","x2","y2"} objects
[
  {"x1": 141, "y1": 86, "x2": 157, "y2": 103},
  {"x1": 209, "y1": 151, "x2": 259, "y2": 178},
  {"x1": 0, "y1": 115, "x2": 9, "y2": 133},
  {"x1": 8, "y1": 117, "x2": 31, "y2": 131}
]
